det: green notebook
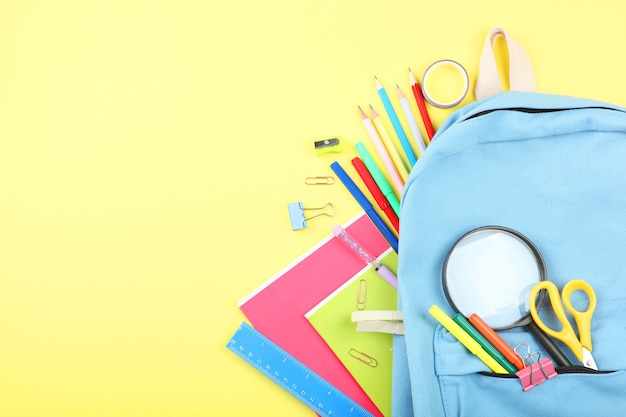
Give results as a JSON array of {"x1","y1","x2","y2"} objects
[{"x1": 305, "y1": 250, "x2": 398, "y2": 417}]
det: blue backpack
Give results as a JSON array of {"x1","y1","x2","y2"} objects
[{"x1": 394, "y1": 28, "x2": 626, "y2": 416}]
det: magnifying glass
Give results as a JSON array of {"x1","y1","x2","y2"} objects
[{"x1": 443, "y1": 226, "x2": 572, "y2": 367}]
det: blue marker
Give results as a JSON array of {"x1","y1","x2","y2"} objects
[
  {"x1": 375, "y1": 77, "x2": 417, "y2": 167},
  {"x1": 330, "y1": 161, "x2": 398, "y2": 252}
]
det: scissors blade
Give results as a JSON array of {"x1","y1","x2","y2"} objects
[{"x1": 581, "y1": 347, "x2": 598, "y2": 370}]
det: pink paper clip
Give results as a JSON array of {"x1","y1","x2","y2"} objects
[{"x1": 514, "y1": 343, "x2": 558, "y2": 392}]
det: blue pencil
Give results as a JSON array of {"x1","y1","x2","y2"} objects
[
  {"x1": 330, "y1": 161, "x2": 399, "y2": 252},
  {"x1": 375, "y1": 77, "x2": 417, "y2": 167}
]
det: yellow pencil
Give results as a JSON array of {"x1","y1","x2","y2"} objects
[{"x1": 369, "y1": 105, "x2": 409, "y2": 182}]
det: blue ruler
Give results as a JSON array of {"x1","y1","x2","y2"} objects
[{"x1": 227, "y1": 322, "x2": 375, "y2": 417}]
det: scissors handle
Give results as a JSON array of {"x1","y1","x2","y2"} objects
[
  {"x1": 529, "y1": 281, "x2": 584, "y2": 362},
  {"x1": 561, "y1": 279, "x2": 596, "y2": 351}
]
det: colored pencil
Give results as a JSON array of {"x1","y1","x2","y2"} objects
[
  {"x1": 375, "y1": 77, "x2": 417, "y2": 167},
  {"x1": 358, "y1": 106, "x2": 405, "y2": 194},
  {"x1": 409, "y1": 68, "x2": 435, "y2": 142},
  {"x1": 369, "y1": 105, "x2": 409, "y2": 182},
  {"x1": 397, "y1": 85, "x2": 427, "y2": 157}
]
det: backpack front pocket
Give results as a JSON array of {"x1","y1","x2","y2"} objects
[
  {"x1": 435, "y1": 367, "x2": 626, "y2": 417},
  {"x1": 432, "y1": 295, "x2": 626, "y2": 417}
]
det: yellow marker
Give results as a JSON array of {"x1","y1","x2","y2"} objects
[{"x1": 429, "y1": 305, "x2": 508, "y2": 374}]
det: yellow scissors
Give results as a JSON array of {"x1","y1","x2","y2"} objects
[{"x1": 529, "y1": 279, "x2": 598, "y2": 370}]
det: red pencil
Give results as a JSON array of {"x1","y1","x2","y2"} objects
[
  {"x1": 409, "y1": 68, "x2": 435, "y2": 142},
  {"x1": 351, "y1": 157, "x2": 400, "y2": 233}
]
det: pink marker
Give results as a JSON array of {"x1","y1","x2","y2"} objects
[{"x1": 332, "y1": 225, "x2": 398, "y2": 290}]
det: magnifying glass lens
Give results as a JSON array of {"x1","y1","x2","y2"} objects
[{"x1": 444, "y1": 228, "x2": 544, "y2": 329}]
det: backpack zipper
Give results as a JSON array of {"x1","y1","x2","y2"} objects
[
  {"x1": 479, "y1": 365, "x2": 613, "y2": 378},
  {"x1": 465, "y1": 106, "x2": 626, "y2": 121}
]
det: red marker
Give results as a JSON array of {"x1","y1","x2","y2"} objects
[{"x1": 351, "y1": 157, "x2": 400, "y2": 233}]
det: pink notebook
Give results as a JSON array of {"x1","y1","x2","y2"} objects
[{"x1": 238, "y1": 213, "x2": 390, "y2": 417}]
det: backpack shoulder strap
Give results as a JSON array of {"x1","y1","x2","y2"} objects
[{"x1": 475, "y1": 27, "x2": 538, "y2": 100}]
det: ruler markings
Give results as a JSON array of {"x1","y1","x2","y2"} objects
[{"x1": 227, "y1": 322, "x2": 375, "y2": 417}]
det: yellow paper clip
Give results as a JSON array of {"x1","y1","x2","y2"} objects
[
  {"x1": 356, "y1": 279, "x2": 367, "y2": 310},
  {"x1": 348, "y1": 348, "x2": 378, "y2": 367},
  {"x1": 304, "y1": 176, "x2": 335, "y2": 185}
]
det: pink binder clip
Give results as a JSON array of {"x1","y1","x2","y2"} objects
[{"x1": 514, "y1": 343, "x2": 558, "y2": 392}]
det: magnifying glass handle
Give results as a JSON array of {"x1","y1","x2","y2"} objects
[{"x1": 528, "y1": 321, "x2": 573, "y2": 368}]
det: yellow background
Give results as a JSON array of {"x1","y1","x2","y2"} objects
[{"x1": 1, "y1": 1, "x2": 624, "y2": 416}]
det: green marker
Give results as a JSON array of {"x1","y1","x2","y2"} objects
[
  {"x1": 354, "y1": 142, "x2": 401, "y2": 217},
  {"x1": 453, "y1": 313, "x2": 518, "y2": 374}
]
